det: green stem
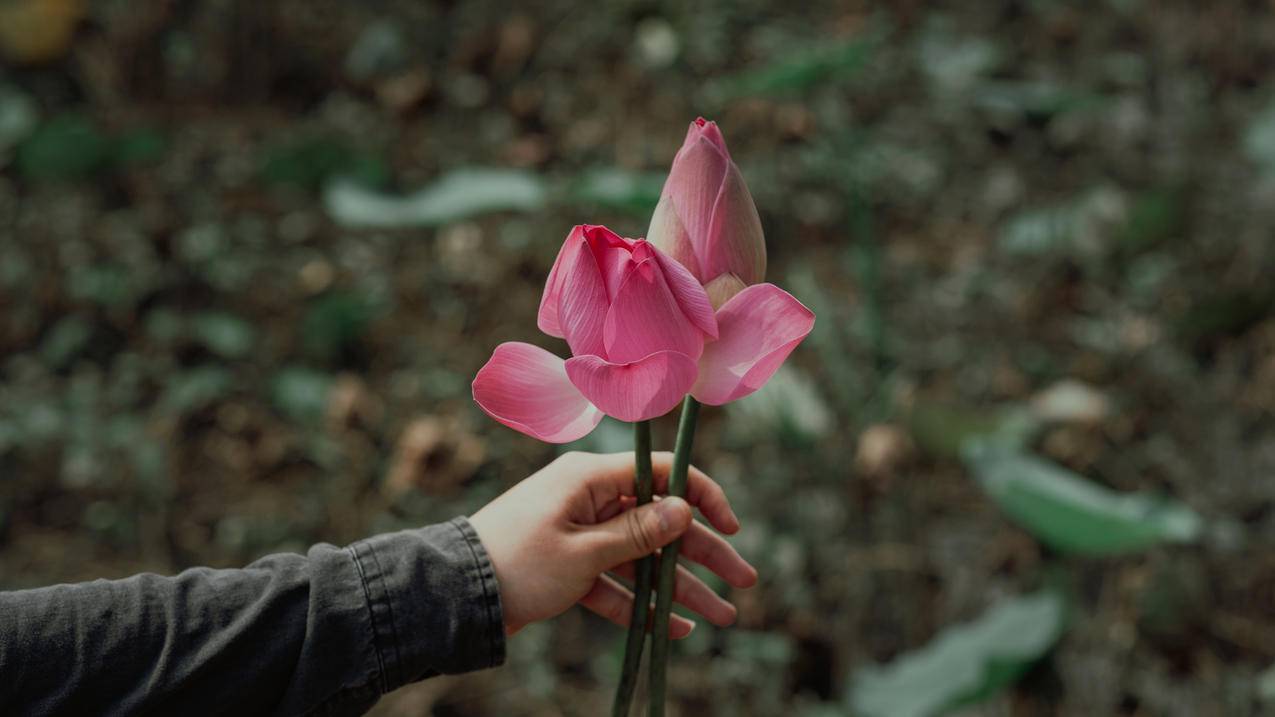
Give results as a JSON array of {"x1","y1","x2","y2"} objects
[
  {"x1": 612, "y1": 420, "x2": 654, "y2": 717},
  {"x1": 648, "y1": 396, "x2": 700, "y2": 717}
]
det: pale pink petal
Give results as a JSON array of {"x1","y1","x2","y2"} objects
[
  {"x1": 473, "y1": 342, "x2": 603, "y2": 443},
  {"x1": 557, "y1": 231, "x2": 609, "y2": 357},
  {"x1": 691, "y1": 284, "x2": 814, "y2": 405},
  {"x1": 666, "y1": 135, "x2": 729, "y2": 254},
  {"x1": 650, "y1": 243, "x2": 718, "y2": 338},
  {"x1": 646, "y1": 192, "x2": 703, "y2": 280},
  {"x1": 703, "y1": 162, "x2": 767, "y2": 286},
  {"x1": 603, "y1": 258, "x2": 705, "y2": 363},
  {"x1": 537, "y1": 226, "x2": 588, "y2": 338},
  {"x1": 565, "y1": 350, "x2": 698, "y2": 422}
]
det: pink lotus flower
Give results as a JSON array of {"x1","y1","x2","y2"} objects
[
  {"x1": 472, "y1": 223, "x2": 815, "y2": 443},
  {"x1": 647, "y1": 117, "x2": 767, "y2": 308}
]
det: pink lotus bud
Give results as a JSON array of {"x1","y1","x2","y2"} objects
[{"x1": 646, "y1": 118, "x2": 767, "y2": 307}]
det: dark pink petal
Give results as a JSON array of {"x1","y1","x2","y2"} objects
[
  {"x1": 650, "y1": 243, "x2": 718, "y2": 338},
  {"x1": 581, "y1": 224, "x2": 635, "y2": 300},
  {"x1": 472, "y1": 342, "x2": 603, "y2": 443},
  {"x1": 703, "y1": 162, "x2": 767, "y2": 286},
  {"x1": 603, "y1": 258, "x2": 705, "y2": 363},
  {"x1": 557, "y1": 232, "x2": 610, "y2": 357},
  {"x1": 565, "y1": 350, "x2": 698, "y2": 422},
  {"x1": 691, "y1": 284, "x2": 815, "y2": 405}
]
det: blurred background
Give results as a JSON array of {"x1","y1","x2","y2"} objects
[{"x1": 2, "y1": 0, "x2": 1274, "y2": 714}]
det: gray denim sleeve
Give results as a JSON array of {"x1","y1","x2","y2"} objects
[{"x1": 0, "y1": 516, "x2": 505, "y2": 717}]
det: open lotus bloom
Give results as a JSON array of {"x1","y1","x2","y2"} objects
[
  {"x1": 472, "y1": 224, "x2": 815, "y2": 443},
  {"x1": 647, "y1": 117, "x2": 767, "y2": 308}
]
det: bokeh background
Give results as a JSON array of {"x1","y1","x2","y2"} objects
[{"x1": 3, "y1": 1, "x2": 1275, "y2": 715}]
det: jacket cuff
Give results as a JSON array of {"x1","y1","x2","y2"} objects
[{"x1": 348, "y1": 517, "x2": 506, "y2": 692}]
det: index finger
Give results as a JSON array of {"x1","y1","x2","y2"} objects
[{"x1": 582, "y1": 451, "x2": 741, "y2": 535}]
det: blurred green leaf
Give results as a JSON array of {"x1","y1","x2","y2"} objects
[
  {"x1": 850, "y1": 591, "x2": 1066, "y2": 717},
  {"x1": 963, "y1": 444, "x2": 1202, "y2": 555},
  {"x1": 191, "y1": 312, "x2": 256, "y2": 360},
  {"x1": 39, "y1": 315, "x2": 93, "y2": 369},
  {"x1": 727, "y1": 365, "x2": 831, "y2": 447},
  {"x1": 568, "y1": 168, "x2": 665, "y2": 216},
  {"x1": 908, "y1": 403, "x2": 1037, "y2": 460},
  {"x1": 324, "y1": 169, "x2": 547, "y2": 228},
  {"x1": 14, "y1": 114, "x2": 112, "y2": 181},
  {"x1": 0, "y1": 84, "x2": 38, "y2": 153},
  {"x1": 1244, "y1": 96, "x2": 1275, "y2": 175},
  {"x1": 974, "y1": 81, "x2": 1105, "y2": 120},
  {"x1": 112, "y1": 129, "x2": 168, "y2": 167},
  {"x1": 1175, "y1": 289, "x2": 1274, "y2": 351},
  {"x1": 302, "y1": 291, "x2": 379, "y2": 363},
  {"x1": 159, "y1": 366, "x2": 234, "y2": 415},
  {"x1": 708, "y1": 33, "x2": 879, "y2": 101},
  {"x1": 261, "y1": 135, "x2": 388, "y2": 191},
  {"x1": 271, "y1": 367, "x2": 333, "y2": 423},
  {"x1": 1117, "y1": 188, "x2": 1183, "y2": 257}
]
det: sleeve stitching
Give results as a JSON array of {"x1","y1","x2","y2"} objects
[
  {"x1": 346, "y1": 544, "x2": 389, "y2": 694},
  {"x1": 363, "y1": 543, "x2": 405, "y2": 687},
  {"x1": 452, "y1": 518, "x2": 500, "y2": 668}
]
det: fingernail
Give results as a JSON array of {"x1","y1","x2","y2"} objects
[{"x1": 655, "y1": 497, "x2": 686, "y2": 532}]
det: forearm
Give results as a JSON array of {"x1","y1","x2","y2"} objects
[{"x1": 0, "y1": 517, "x2": 505, "y2": 717}]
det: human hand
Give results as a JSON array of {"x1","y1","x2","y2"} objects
[{"x1": 469, "y1": 451, "x2": 757, "y2": 637}]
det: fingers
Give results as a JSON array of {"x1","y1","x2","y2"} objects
[
  {"x1": 678, "y1": 520, "x2": 758, "y2": 589},
  {"x1": 577, "y1": 451, "x2": 741, "y2": 535},
  {"x1": 579, "y1": 575, "x2": 696, "y2": 639},
  {"x1": 586, "y1": 497, "x2": 692, "y2": 570},
  {"x1": 610, "y1": 561, "x2": 736, "y2": 627}
]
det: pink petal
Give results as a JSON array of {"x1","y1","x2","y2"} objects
[
  {"x1": 691, "y1": 284, "x2": 815, "y2": 405},
  {"x1": 537, "y1": 226, "x2": 587, "y2": 339},
  {"x1": 687, "y1": 117, "x2": 729, "y2": 157},
  {"x1": 581, "y1": 224, "x2": 635, "y2": 300},
  {"x1": 472, "y1": 342, "x2": 603, "y2": 443},
  {"x1": 646, "y1": 192, "x2": 703, "y2": 280},
  {"x1": 650, "y1": 244, "x2": 718, "y2": 338},
  {"x1": 557, "y1": 231, "x2": 610, "y2": 357},
  {"x1": 603, "y1": 257, "x2": 705, "y2": 364},
  {"x1": 703, "y1": 162, "x2": 767, "y2": 286},
  {"x1": 666, "y1": 135, "x2": 729, "y2": 257},
  {"x1": 565, "y1": 350, "x2": 698, "y2": 422}
]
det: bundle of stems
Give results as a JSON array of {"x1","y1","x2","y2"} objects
[{"x1": 611, "y1": 397, "x2": 700, "y2": 717}]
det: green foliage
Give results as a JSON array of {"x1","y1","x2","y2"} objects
[
  {"x1": 1117, "y1": 188, "x2": 1183, "y2": 257},
  {"x1": 568, "y1": 168, "x2": 665, "y2": 216},
  {"x1": 159, "y1": 367, "x2": 234, "y2": 415},
  {"x1": 14, "y1": 114, "x2": 113, "y2": 181},
  {"x1": 301, "y1": 291, "x2": 380, "y2": 364},
  {"x1": 850, "y1": 591, "x2": 1066, "y2": 717},
  {"x1": 270, "y1": 367, "x2": 334, "y2": 423},
  {"x1": 260, "y1": 135, "x2": 389, "y2": 191},
  {"x1": 12, "y1": 115, "x2": 167, "y2": 182},
  {"x1": 963, "y1": 443, "x2": 1202, "y2": 555},
  {"x1": 707, "y1": 33, "x2": 880, "y2": 101},
  {"x1": 191, "y1": 312, "x2": 256, "y2": 360},
  {"x1": 907, "y1": 403, "x2": 1037, "y2": 460},
  {"x1": 1175, "y1": 289, "x2": 1274, "y2": 350},
  {"x1": 324, "y1": 169, "x2": 546, "y2": 228}
]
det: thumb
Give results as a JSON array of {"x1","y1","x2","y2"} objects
[{"x1": 588, "y1": 497, "x2": 693, "y2": 569}]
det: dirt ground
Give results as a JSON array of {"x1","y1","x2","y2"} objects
[{"x1": 3, "y1": 1, "x2": 1275, "y2": 715}]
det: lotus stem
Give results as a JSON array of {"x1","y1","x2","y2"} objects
[
  {"x1": 648, "y1": 396, "x2": 700, "y2": 716},
  {"x1": 612, "y1": 420, "x2": 655, "y2": 716}
]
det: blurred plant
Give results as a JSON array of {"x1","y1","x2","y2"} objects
[{"x1": 850, "y1": 590, "x2": 1067, "y2": 717}]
